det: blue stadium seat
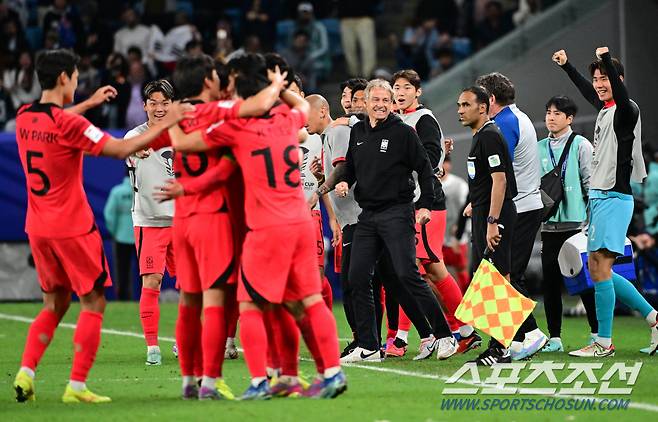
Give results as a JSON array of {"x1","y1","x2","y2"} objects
[
  {"x1": 24, "y1": 26, "x2": 43, "y2": 51},
  {"x1": 319, "y1": 18, "x2": 343, "y2": 57}
]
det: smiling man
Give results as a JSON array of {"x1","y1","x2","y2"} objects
[
  {"x1": 124, "y1": 79, "x2": 177, "y2": 366},
  {"x1": 554, "y1": 47, "x2": 658, "y2": 357},
  {"x1": 330, "y1": 79, "x2": 455, "y2": 363}
]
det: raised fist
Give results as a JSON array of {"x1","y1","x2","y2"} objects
[{"x1": 552, "y1": 50, "x2": 568, "y2": 66}]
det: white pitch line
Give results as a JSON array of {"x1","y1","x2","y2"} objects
[{"x1": 2, "y1": 312, "x2": 658, "y2": 413}]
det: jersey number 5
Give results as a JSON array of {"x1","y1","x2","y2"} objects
[
  {"x1": 251, "y1": 145, "x2": 299, "y2": 188},
  {"x1": 26, "y1": 150, "x2": 50, "y2": 196}
]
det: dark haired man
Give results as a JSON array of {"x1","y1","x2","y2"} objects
[
  {"x1": 12, "y1": 49, "x2": 183, "y2": 403},
  {"x1": 124, "y1": 79, "x2": 177, "y2": 366},
  {"x1": 475, "y1": 72, "x2": 548, "y2": 360},
  {"x1": 168, "y1": 54, "x2": 346, "y2": 400},
  {"x1": 390, "y1": 69, "x2": 480, "y2": 357},
  {"x1": 457, "y1": 86, "x2": 517, "y2": 366},
  {"x1": 537, "y1": 95, "x2": 597, "y2": 354},
  {"x1": 554, "y1": 47, "x2": 657, "y2": 357}
]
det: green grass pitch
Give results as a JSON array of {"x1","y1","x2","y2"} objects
[{"x1": 1, "y1": 302, "x2": 657, "y2": 421}]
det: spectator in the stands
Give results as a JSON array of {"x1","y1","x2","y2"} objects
[
  {"x1": 3, "y1": 50, "x2": 39, "y2": 110},
  {"x1": 75, "y1": 51, "x2": 101, "y2": 104},
  {"x1": 281, "y1": 2, "x2": 330, "y2": 79},
  {"x1": 242, "y1": 0, "x2": 277, "y2": 51},
  {"x1": 155, "y1": 11, "x2": 200, "y2": 73},
  {"x1": 1, "y1": 12, "x2": 28, "y2": 66},
  {"x1": 113, "y1": 7, "x2": 152, "y2": 59},
  {"x1": 225, "y1": 34, "x2": 261, "y2": 61},
  {"x1": 213, "y1": 18, "x2": 235, "y2": 61},
  {"x1": 474, "y1": 1, "x2": 513, "y2": 50},
  {"x1": 126, "y1": 46, "x2": 153, "y2": 81},
  {"x1": 0, "y1": 82, "x2": 15, "y2": 130},
  {"x1": 0, "y1": 0, "x2": 25, "y2": 29},
  {"x1": 281, "y1": 29, "x2": 317, "y2": 92},
  {"x1": 415, "y1": 0, "x2": 459, "y2": 36},
  {"x1": 124, "y1": 60, "x2": 147, "y2": 129},
  {"x1": 400, "y1": 17, "x2": 439, "y2": 80},
  {"x1": 102, "y1": 52, "x2": 130, "y2": 128},
  {"x1": 79, "y1": 2, "x2": 112, "y2": 68},
  {"x1": 431, "y1": 46, "x2": 456, "y2": 77},
  {"x1": 513, "y1": 0, "x2": 542, "y2": 27},
  {"x1": 42, "y1": 0, "x2": 82, "y2": 49},
  {"x1": 337, "y1": 0, "x2": 378, "y2": 77},
  {"x1": 185, "y1": 39, "x2": 204, "y2": 57}
]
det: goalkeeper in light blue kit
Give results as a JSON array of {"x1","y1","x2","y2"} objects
[{"x1": 553, "y1": 46, "x2": 658, "y2": 357}]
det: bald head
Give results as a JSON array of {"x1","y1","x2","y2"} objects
[{"x1": 306, "y1": 94, "x2": 331, "y2": 135}]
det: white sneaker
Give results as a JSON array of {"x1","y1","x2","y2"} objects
[
  {"x1": 568, "y1": 342, "x2": 615, "y2": 358},
  {"x1": 511, "y1": 330, "x2": 548, "y2": 361},
  {"x1": 640, "y1": 322, "x2": 658, "y2": 355},
  {"x1": 413, "y1": 335, "x2": 437, "y2": 361},
  {"x1": 339, "y1": 347, "x2": 383, "y2": 363},
  {"x1": 436, "y1": 336, "x2": 458, "y2": 360}
]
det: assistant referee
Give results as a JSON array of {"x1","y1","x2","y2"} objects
[{"x1": 331, "y1": 79, "x2": 455, "y2": 363}]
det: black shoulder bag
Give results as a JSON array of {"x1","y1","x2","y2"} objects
[{"x1": 539, "y1": 132, "x2": 577, "y2": 222}]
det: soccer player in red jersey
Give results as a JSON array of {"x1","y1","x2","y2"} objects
[
  {"x1": 12, "y1": 49, "x2": 182, "y2": 404},
  {"x1": 151, "y1": 54, "x2": 287, "y2": 400},
  {"x1": 168, "y1": 53, "x2": 346, "y2": 400}
]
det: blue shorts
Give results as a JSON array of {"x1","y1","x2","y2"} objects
[{"x1": 587, "y1": 189, "x2": 633, "y2": 255}]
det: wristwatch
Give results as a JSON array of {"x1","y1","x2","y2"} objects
[{"x1": 487, "y1": 216, "x2": 499, "y2": 225}]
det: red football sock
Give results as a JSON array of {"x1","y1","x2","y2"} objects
[
  {"x1": 275, "y1": 307, "x2": 300, "y2": 377},
  {"x1": 434, "y1": 274, "x2": 463, "y2": 332},
  {"x1": 70, "y1": 311, "x2": 103, "y2": 382},
  {"x1": 139, "y1": 287, "x2": 160, "y2": 347},
  {"x1": 239, "y1": 309, "x2": 268, "y2": 379},
  {"x1": 398, "y1": 306, "x2": 412, "y2": 331},
  {"x1": 321, "y1": 276, "x2": 333, "y2": 310},
  {"x1": 297, "y1": 313, "x2": 324, "y2": 373},
  {"x1": 457, "y1": 271, "x2": 471, "y2": 293},
  {"x1": 304, "y1": 301, "x2": 340, "y2": 369},
  {"x1": 20, "y1": 309, "x2": 60, "y2": 371},
  {"x1": 202, "y1": 306, "x2": 226, "y2": 378},
  {"x1": 263, "y1": 309, "x2": 280, "y2": 370},
  {"x1": 176, "y1": 304, "x2": 201, "y2": 376}
]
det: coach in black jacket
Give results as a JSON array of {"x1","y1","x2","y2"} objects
[{"x1": 333, "y1": 79, "x2": 453, "y2": 362}]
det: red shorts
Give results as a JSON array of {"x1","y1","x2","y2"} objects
[
  {"x1": 312, "y1": 210, "x2": 324, "y2": 267},
  {"x1": 134, "y1": 226, "x2": 175, "y2": 276},
  {"x1": 415, "y1": 209, "x2": 447, "y2": 264},
  {"x1": 238, "y1": 221, "x2": 321, "y2": 304},
  {"x1": 173, "y1": 213, "x2": 236, "y2": 294},
  {"x1": 29, "y1": 227, "x2": 112, "y2": 296},
  {"x1": 442, "y1": 242, "x2": 469, "y2": 269}
]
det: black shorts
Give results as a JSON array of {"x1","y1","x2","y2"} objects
[{"x1": 470, "y1": 200, "x2": 517, "y2": 276}]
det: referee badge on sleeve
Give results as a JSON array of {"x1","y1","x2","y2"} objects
[
  {"x1": 487, "y1": 154, "x2": 501, "y2": 168},
  {"x1": 467, "y1": 160, "x2": 476, "y2": 179}
]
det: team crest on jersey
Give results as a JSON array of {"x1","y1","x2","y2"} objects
[
  {"x1": 380, "y1": 139, "x2": 389, "y2": 153},
  {"x1": 299, "y1": 146, "x2": 310, "y2": 171},
  {"x1": 83, "y1": 124, "x2": 104, "y2": 143}
]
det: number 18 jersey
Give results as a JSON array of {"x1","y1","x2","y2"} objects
[
  {"x1": 15, "y1": 102, "x2": 110, "y2": 238},
  {"x1": 203, "y1": 103, "x2": 310, "y2": 230}
]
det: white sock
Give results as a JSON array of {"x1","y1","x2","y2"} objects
[
  {"x1": 645, "y1": 309, "x2": 658, "y2": 326},
  {"x1": 226, "y1": 337, "x2": 235, "y2": 347},
  {"x1": 201, "y1": 376, "x2": 216, "y2": 389},
  {"x1": 182, "y1": 376, "x2": 196, "y2": 387},
  {"x1": 590, "y1": 332, "x2": 598, "y2": 339},
  {"x1": 396, "y1": 330, "x2": 409, "y2": 343},
  {"x1": 510, "y1": 341, "x2": 523, "y2": 353},
  {"x1": 324, "y1": 366, "x2": 341, "y2": 379},
  {"x1": 147, "y1": 345, "x2": 160, "y2": 354},
  {"x1": 278, "y1": 375, "x2": 299, "y2": 385},
  {"x1": 549, "y1": 337, "x2": 562, "y2": 343},
  {"x1": 251, "y1": 377, "x2": 267, "y2": 387},
  {"x1": 20, "y1": 366, "x2": 35, "y2": 379},
  {"x1": 597, "y1": 337, "x2": 612, "y2": 348},
  {"x1": 69, "y1": 380, "x2": 86, "y2": 392},
  {"x1": 459, "y1": 325, "x2": 474, "y2": 337}
]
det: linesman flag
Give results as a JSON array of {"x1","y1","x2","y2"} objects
[{"x1": 455, "y1": 259, "x2": 536, "y2": 347}]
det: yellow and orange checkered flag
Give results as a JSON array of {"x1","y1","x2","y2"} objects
[{"x1": 455, "y1": 259, "x2": 536, "y2": 347}]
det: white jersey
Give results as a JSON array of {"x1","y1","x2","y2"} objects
[
  {"x1": 300, "y1": 133, "x2": 323, "y2": 211},
  {"x1": 125, "y1": 123, "x2": 174, "y2": 227}
]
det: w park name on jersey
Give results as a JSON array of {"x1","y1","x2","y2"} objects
[{"x1": 18, "y1": 127, "x2": 59, "y2": 144}]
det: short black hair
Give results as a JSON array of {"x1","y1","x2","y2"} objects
[
  {"x1": 36, "y1": 49, "x2": 79, "y2": 90},
  {"x1": 462, "y1": 86, "x2": 490, "y2": 114},
  {"x1": 172, "y1": 54, "x2": 215, "y2": 99},
  {"x1": 391, "y1": 69, "x2": 421, "y2": 90},
  {"x1": 215, "y1": 60, "x2": 230, "y2": 93},
  {"x1": 293, "y1": 29, "x2": 310, "y2": 39},
  {"x1": 340, "y1": 77, "x2": 366, "y2": 93},
  {"x1": 349, "y1": 78, "x2": 368, "y2": 101},
  {"x1": 143, "y1": 79, "x2": 175, "y2": 102},
  {"x1": 292, "y1": 73, "x2": 304, "y2": 92},
  {"x1": 264, "y1": 52, "x2": 295, "y2": 85},
  {"x1": 475, "y1": 72, "x2": 515, "y2": 106},
  {"x1": 589, "y1": 57, "x2": 625, "y2": 78},
  {"x1": 127, "y1": 45, "x2": 143, "y2": 58},
  {"x1": 185, "y1": 39, "x2": 202, "y2": 52},
  {"x1": 545, "y1": 95, "x2": 578, "y2": 118},
  {"x1": 228, "y1": 53, "x2": 269, "y2": 99}
]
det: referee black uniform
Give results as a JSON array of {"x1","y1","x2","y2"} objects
[{"x1": 340, "y1": 112, "x2": 452, "y2": 353}]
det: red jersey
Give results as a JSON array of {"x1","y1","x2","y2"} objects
[
  {"x1": 203, "y1": 103, "x2": 310, "y2": 230},
  {"x1": 162, "y1": 99, "x2": 242, "y2": 218},
  {"x1": 15, "y1": 102, "x2": 110, "y2": 238}
]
